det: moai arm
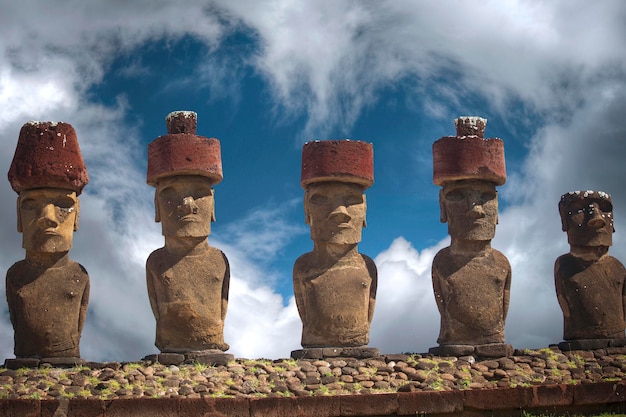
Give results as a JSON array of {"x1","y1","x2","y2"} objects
[
  {"x1": 431, "y1": 256, "x2": 446, "y2": 315},
  {"x1": 146, "y1": 261, "x2": 159, "y2": 322},
  {"x1": 78, "y1": 272, "x2": 90, "y2": 334},
  {"x1": 554, "y1": 257, "x2": 571, "y2": 320},
  {"x1": 221, "y1": 251, "x2": 230, "y2": 322},
  {"x1": 622, "y1": 266, "x2": 626, "y2": 322},
  {"x1": 5, "y1": 275, "x2": 16, "y2": 328},
  {"x1": 364, "y1": 255, "x2": 377, "y2": 324},
  {"x1": 292, "y1": 257, "x2": 308, "y2": 323},
  {"x1": 502, "y1": 262, "x2": 512, "y2": 319}
]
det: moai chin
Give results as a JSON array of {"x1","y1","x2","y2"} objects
[
  {"x1": 291, "y1": 140, "x2": 379, "y2": 360},
  {"x1": 555, "y1": 190, "x2": 626, "y2": 350},
  {"x1": 5, "y1": 121, "x2": 90, "y2": 368},
  {"x1": 430, "y1": 117, "x2": 513, "y2": 358},
  {"x1": 145, "y1": 111, "x2": 233, "y2": 365}
]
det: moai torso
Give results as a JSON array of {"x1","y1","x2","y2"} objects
[
  {"x1": 431, "y1": 117, "x2": 511, "y2": 351},
  {"x1": 147, "y1": 246, "x2": 229, "y2": 351},
  {"x1": 555, "y1": 253, "x2": 626, "y2": 339},
  {"x1": 294, "y1": 252, "x2": 376, "y2": 347},
  {"x1": 433, "y1": 247, "x2": 510, "y2": 345},
  {"x1": 7, "y1": 259, "x2": 89, "y2": 358},
  {"x1": 294, "y1": 140, "x2": 377, "y2": 349},
  {"x1": 146, "y1": 111, "x2": 230, "y2": 354},
  {"x1": 555, "y1": 191, "x2": 626, "y2": 341}
]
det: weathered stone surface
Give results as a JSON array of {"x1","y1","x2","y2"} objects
[
  {"x1": 555, "y1": 190, "x2": 626, "y2": 342},
  {"x1": 397, "y1": 390, "x2": 463, "y2": 415},
  {"x1": 3, "y1": 358, "x2": 40, "y2": 370},
  {"x1": 301, "y1": 140, "x2": 374, "y2": 188},
  {"x1": 430, "y1": 343, "x2": 513, "y2": 359},
  {"x1": 184, "y1": 351, "x2": 234, "y2": 366},
  {"x1": 433, "y1": 117, "x2": 505, "y2": 186},
  {"x1": 431, "y1": 118, "x2": 511, "y2": 353},
  {"x1": 475, "y1": 343, "x2": 514, "y2": 358},
  {"x1": 558, "y1": 339, "x2": 625, "y2": 351},
  {"x1": 5, "y1": 121, "x2": 89, "y2": 362},
  {"x1": 291, "y1": 347, "x2": 380, "y2": 360},
  {"x1": 294, "y1": 140, "x2": 377, "y2": 351},
  {"x1": 8, "y1": 121, "x2": 89, "y2": 195},
  {"x1": 340, "y1": 393, "x2": 398, "y2": 416},
  {"x1": 146, "y1": 112, "x2": 230, "y2": 354},
  {"x1": 147, "y1": 111, "x2": 222, "y2": 186},
  {"x1": 429, "y1": 344, "x2": 475, "y2": 356}
]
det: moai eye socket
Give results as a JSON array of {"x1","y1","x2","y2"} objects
[
  {"x1": 55, "y1": 196, "x2": 75, "y2": 210},
  {"x1": 480, "y1": 190, "x2": 496, "y2": 202},
  {"x1": 20, "y1": 198, "x2": 37, "y2": 210},
  {"x1": 445, "y1": 190, "x2": 464, "y2": 202},
  {"x1": 309, "y1": 193, "x2": 329, "y2": 206}
]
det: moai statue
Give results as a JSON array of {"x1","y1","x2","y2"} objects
[
  {"x1": 291, "y1": 140, "x2": 379, "y2": 360},
  {"x1": 430, "y1": 117, "x2": 513, "y2": 358},
  {"x1": 555, "y1": 190, "x2": 626, "y2": 350},
  {"x1": 5, "y1": 121, "x2": 90, "y2": 368},
  {"x1": 145, "y1": 111, "x2": 233, "y2": 366}
]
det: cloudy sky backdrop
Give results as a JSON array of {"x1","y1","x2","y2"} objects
[{"x1": 1, "y1": 0, "x2": 625, "y2": 362}]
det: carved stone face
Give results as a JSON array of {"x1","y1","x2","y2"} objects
[
  {"x1": 18, "y1": 188, "x2": 79, "y2": 253},
  {"x1": 440, "y1": 180, "x2": 498, "y2": 241},
  {"x1": 305, "y1": 182, "x2": 366, "y2": 244},
  {"x1": 560, "y1": 192, "x2": 614, "y2": 247},
  {"x1": 156, "y1": 175, "x2": 215, "y2": 238}
]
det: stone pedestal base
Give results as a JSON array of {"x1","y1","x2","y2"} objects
[
  {"x1": 291, "y1": 346, "x2": 380, "y2": 360},
  {"x1": 557, "y1": 338, "x2": 626, "y2": 351},
  {"x1": 4, "y1": 357, "x2": 85, "y2": 369},
  {"x1": 142, "y1": 349, "x2": 234, "y2": 366},
  {"x1": 429, "y1": 343, "x2": 513, "y2": 358}
]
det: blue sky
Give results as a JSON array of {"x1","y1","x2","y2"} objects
[{"x1": 1, "y1": 1, "x2": 625, "y2": 361}]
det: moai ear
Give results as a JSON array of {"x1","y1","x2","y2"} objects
[
  {"x1": 304, "y1": 190, "x2": 311, "y2": 225},
  {"x1": 439, "y1": 189, "x2": 448, "y2": 223},
  {"x1": 73, "y1": 198, "x2": 80, "y2": 231},
  {"x1": 209, "y1": 188, "x2": 217, "y2": 222},
  {"x1": 362, "y1": 193, "x2": 367, "y2": 228},
  {"x1": 560, "y1": 213, "x2": 569, "y2": 232},
  {"x1": 154, "y1": 193, "x2": 161, "y2": 223},
  {"x1": 16, "y1": 197, "x2": 22, "y2": 233}
]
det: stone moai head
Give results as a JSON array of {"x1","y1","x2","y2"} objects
[
  {"x1": 559, "y1": 190, "x2": 614, "y2": 247},
  {"x1": 8, "y1": 121, "x2": 89, "y2": 253},
  {"x1": 301, "y1": 140, "x2": 374, "y2": 245},
  {"x1": 433, "y1": 117, "x2": 506, "y2": 241},
  {"x1": 147, "y1": 111, "x2": 222, "y2": 238}
]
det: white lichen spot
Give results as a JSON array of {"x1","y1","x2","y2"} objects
[
  {"x1": 454, "y1": 116, "x2": 487, "y2": 128},
  {"x1": 166, "y1": 110, "x2": 196, "y2": 122},
  {"x1": 63, "y1": 135, "x2": 67, "y2": 148}
]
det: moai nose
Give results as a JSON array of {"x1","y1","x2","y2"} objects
[
  {"x1": 587, "y1": 204, "x2": 607, "y2": 228},
  {"x1": 37, "y1": 204, "x2": 59, "y2": 229},
  {"x1": 330, "y1": 205, "x2": 351, "y2": 223},
  {"x1": 466, "y1": 204, "x2": 485, "y2": 219},
  {"x1": 178, "y1": 197, "x2": 199, "y2": 215}
]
